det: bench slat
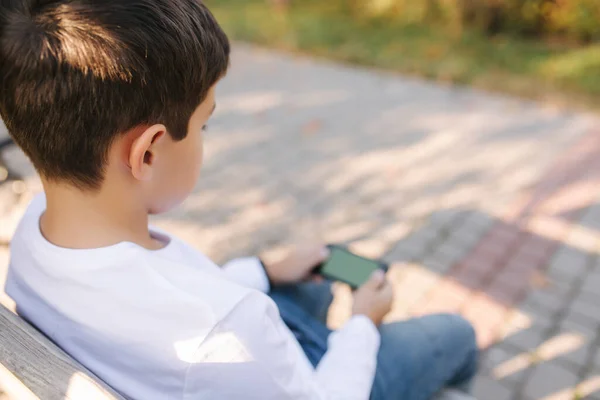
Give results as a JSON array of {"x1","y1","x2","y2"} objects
[{"x1": 0, "y1": 305, "x2": 123, "y2": 400}]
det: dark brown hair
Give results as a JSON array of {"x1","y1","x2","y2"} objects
[{"x1": 0, "y1": 0, "x2": 230, "y2": 189}]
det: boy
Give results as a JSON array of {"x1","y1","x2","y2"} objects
[{"x1": 0, "y1": 1, "x2": 478, "y2": 399}]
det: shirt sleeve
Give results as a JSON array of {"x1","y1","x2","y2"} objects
[
  {"x1": 221, "y1": 256, "x2": 270, "y2": 293},
  {"x1": 315, "y1": 315, "x2": 380, "y2": 399},
  {"x1": 184, "y1": 293, "x2": 380, "y2": 400}
]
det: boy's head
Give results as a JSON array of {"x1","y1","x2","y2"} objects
[{"x1": 0, "y1": 0, "x2": 229, "y2": 212}]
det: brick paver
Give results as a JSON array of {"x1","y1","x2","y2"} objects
[
  {"x1": 2, "y1": 44, "x2": 600, "y2": 399},
  {"x1": 577, "y1": 374, "x2": 600, "y2": 399},
  {"x1": 523, "y1": 362, "x2": 578, "y2": 399},
  {"x1": 473, "y1": 374, "x2": 513, "y2": 400}
]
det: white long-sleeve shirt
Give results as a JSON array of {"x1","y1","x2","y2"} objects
[{"x1": 5, "y1": 195, "x2": 380, "y2": 400}]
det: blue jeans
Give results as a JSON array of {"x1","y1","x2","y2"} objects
[{"x1": 269, "y1": 282, "x2": 478, "y2": 400}]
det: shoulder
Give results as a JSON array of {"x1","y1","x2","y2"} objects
[{"x1": 10, "y1": 193, "x2": 45, "y2": 244}]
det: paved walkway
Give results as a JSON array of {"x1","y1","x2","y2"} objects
[{"x1": 2, "y1": 44, "x2": 600, "y2": 400}]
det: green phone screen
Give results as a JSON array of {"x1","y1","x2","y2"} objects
[{"x1": 321, "y1": 248, "x2": 381, "y2": 288}]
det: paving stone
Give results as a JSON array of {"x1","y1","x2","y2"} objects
[
  {"x1": 523, "y1": 362, "x2": 579, "y2": 400},
  {"x1": 517, "y1": 303, "x2": 557, "y2": 332},
  {"x1": 426, "y1": 210, "x2": 465, "y2": 230},
  {"x1": 485, "y1": 278, "x2": 529, "y2": 306},
  {"x1": 482, "y1": 343, "x2": 519, "y2": 373},
  {"x1": 385, "y1": 238, "x2": 430, "y2": 262},
  {"x1": 441, "y1": 232, "x2": 480, "y2": 254},
  {"x1": 577, "y1": 371, "x2": 600, "y2": 400},
  {"x1": 484, "y1": 226, "x2": 523, "y2": 251},
  {"x1": 531, "y1": 321, "x2": 594, "y2": 374},
  {"x1": 581, "y1": 272, "x2": 600, "y2": 296},
  {"x1": 578, "y1": 204, "x2": 600, "y2": 231},
  {"x1": 586, "y1": 391, "x2": 600, "y2": 400},
  {"x1": 449, "y1": 226, "x2": 487, "y2": 247},
  {"x1": 502, "y1": 324, "x2": 548, "y2": 352},
  {"x1": 595, "y1": 349, "x2": 600, "y2": 370},
  {"x1": 400, "y1": 227, "x2": 439, "y2": 246},
  {"x1": 469, "y1": 238, "x2": 512, "y2": 260},
  {"x1": 569, "y1": 294, "x2": 600, "y2": 324},
  {"x1": 462, "y1": 212, "x2": 495, "y2": 232},
  {"x1": 429, "y1": 241, "x2": 469, "y2": 265},
  {"x1": 472, "y1": 374, "x2": 513, "y2": 400},
  {"x1": 500, "y1": 255, "x2": 541, "y2": 277},
  {"x1": 547, "y1": 247, "x2": 590, "y2": 281},
  {"x1": 561, "y1": 308, "x2": 600, "y2": 332},
  {"x1": 421, "y1": 255, "x2": 454, "y2": 275},
  {"x1": 483, "y1": 342, "x2": 535, "y2": 386},
  {"x1": 517, "y1": 234, "x2": 557, "y2": 258},
  {"x1": 516, "y1": 323, "x2": 596, "y2": 378},
  {"x1": 520, "y1": 283, "x2": 571, "y2": 316},
  {"x1": 458, "y1": 253, "x2": 503, "y2": 281},
  {"x1": 593, "y1": 258, "x2": 600, "y2": 272},
  {"x1": 556, "y1": 340, "x2": 592, "y2": 372},
  {"x1": 559, "y1": 317, "x2": 598, "y2": 340},
  {"x1": 510, "y1": 249, "x2": 549, "y2": 271},
  {"x1": 451, "y1": 268, "x2": 488, "y2": 292},
  {"x1": 572, "y1": 287, "x2": 600, "y2": 303}
]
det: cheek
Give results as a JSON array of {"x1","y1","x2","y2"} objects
[
  {"x1": 178, "y1": 133, "x2": 203, "y2": 192},
  {"x1": 195, "y1": 135, "x2": 204, "y2": 170},
  {"x1": 187, "y1": 133, "x2": 204, "y2": 180},
  {"x1": 150, "y1": 135, "x2": 203, "y2": 213}
]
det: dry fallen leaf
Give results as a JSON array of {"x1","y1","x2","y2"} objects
[
  {"x1": 269, "y1": 0, "x2": 290, "y2": 12},
  {"x1": 530, "y1": 270, "x2": 551, "y2": 289},
  {"x1": 302, "y1": 119, "x2": 323, "y2": 136},
  {"x1": 424, "y1": 44, "x2": 445, "y2": 60}
]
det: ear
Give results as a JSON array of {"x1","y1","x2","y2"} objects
[{"x1": 129, "y1": 124, "x2": 166, "y2": 182}]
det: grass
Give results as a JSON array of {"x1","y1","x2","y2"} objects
[{"x1": 206, "y1": 0, "x2": 600, "y2": 110}]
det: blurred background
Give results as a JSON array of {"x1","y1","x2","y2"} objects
[
  {"x1": 2, "y1": 1, "x2": 600, "y2": 399},
  {"x1": 209, "y1": 0, "x2": 600, "y2": 109}
]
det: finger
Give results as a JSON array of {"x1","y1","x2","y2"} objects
[
  {"x1": 379, "y1": 279, "x2": 394, "y2": 300},
  {"x1": 300, "y1": 243, "x2": 330, "y2": 265},
  {"x1": 315, "y1": 244, "x2": 330, "y2": 263},
  {"x1": 320, "y1": 245, "x2": 330, "y2": 260},
  {"x1": 362, "y1": 269, "x2": 385, "y2": 289}
]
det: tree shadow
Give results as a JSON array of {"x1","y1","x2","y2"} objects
[
  {"x1": 375, "y1": 127, "x2": 600, "y2": 398},
  {"x1": 0, "y1": 138, "x2": 22, "y2": 187},
  {"x1": 2, "y1": 45, "x2": 600, "y2": 399}
]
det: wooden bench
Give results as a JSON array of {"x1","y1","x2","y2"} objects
[{"x1": 0, "y1": 304, "x2": 124, "y2": 400}]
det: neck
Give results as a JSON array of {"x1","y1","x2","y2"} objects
[{"x1": 40, "y1": 180, "x2": 161, "y2": 250}]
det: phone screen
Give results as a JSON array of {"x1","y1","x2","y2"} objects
[{"x1": 320, "y1": 247, "x2": 382, "y2": 288}]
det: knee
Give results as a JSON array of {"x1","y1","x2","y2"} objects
[
  {"x1": 452, "y1": 315, "x2": 479, "y2": 372},
  {"x1": 445, "y1": 314, "x2": 479, "y2": 383},
  {"x1": 445, "y1": 314, "x2": 478, "y2": 354}
]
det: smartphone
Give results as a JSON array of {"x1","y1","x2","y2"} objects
[{"x1": 315, "y1": 245, "x2": 388, "y2": 289}]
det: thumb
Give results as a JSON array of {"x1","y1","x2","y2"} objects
[
  {"x1": 317, "y1": 245, "x2": 330, "y2": 263},
  {"x1": 299, "y1": 243, "x2": 330, "y2": 264},
  {"x1": 363, "y1": 269, "x2": 385, "y2": 289}
]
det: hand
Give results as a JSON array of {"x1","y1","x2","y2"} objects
[
  {"x1": 352, "y1": 270, "x2": 393, "y2": 326},
  {"x1": 262, "y1": 243, "x2": 330, "y2": 286}
]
